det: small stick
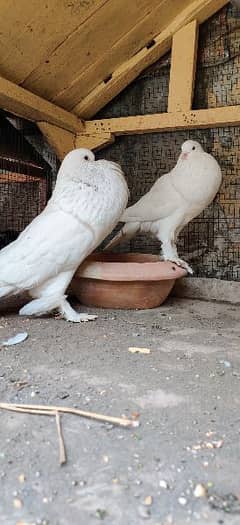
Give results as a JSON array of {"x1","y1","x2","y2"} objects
[
  {"x1": 55, "y1": 411, "x2": 67, "y2": 466},
  {"x1": 0, "y1": 406, "x2": 54, "y2": 416},
  {"x1": 0, "y1": 402, "x2": 139, "y2": 428}
]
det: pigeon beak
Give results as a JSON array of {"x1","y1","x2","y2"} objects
[{"x1": 181, "y1": 152, "x2": 189, "y2": 160}]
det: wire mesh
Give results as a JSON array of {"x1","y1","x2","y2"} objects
[
  {"x1": 96, "y1": 3, "x2": 240, "y2": 281},
  {"x1": 0, "y1": 115, "x2": 52, "y2": 249}
]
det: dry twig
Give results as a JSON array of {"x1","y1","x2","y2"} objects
[
  {"x1": 0, "y1": 402, "x2": 139, "y2": 428},
  {"x1": 55, "y1": 411, "x2": 67, "y2": 465}
]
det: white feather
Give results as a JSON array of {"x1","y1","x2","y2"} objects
[
  {"x1": 105, "y1": 140, "x2": 222, "y2": 274},
  {"x1": 0, "y1": 148, "x2": 129, "y2": 321}
]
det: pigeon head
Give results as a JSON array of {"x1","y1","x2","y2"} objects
[
  {"x1": 63, "y1": 148, "x2": 95, "y2": 164},
  {"x1": 180, "y1": 140, "x2": 203, "y2": 161},
  {"x1": 57, "y1": 148, "x2": 96, "y2": 183}
]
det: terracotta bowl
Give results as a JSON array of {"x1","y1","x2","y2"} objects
[{"x1": 71, "y1": 253, "x2": 187, "y2": 310}]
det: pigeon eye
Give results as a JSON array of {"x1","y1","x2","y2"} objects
[
  {"x1": 84, "y1": 155, "x2": 89, "y2": 161},
  {"x1": 192, "y1": 146, "x2": 196, "y2": 150}
]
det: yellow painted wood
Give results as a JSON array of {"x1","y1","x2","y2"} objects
[
  {"x1": 0, "y1": 75, "x2": 81, "y2": 133},
  {"x1": 38, "y1": 125, "x2": 113, "y2": 158},
  {"x1": 37, "y1": 122, "x2": 76, "y2": 161},
  {"x1": 83, "y1": 106, "x2": 240, "y2": 135},
  {"x1": 0, "y1": 0, "x2": 106, "y2": 85},
  {"x1": 76, "y1": 132, "x2": 114, "y2": 152},
  {"x1": 23, "y1": 0, "x2": 160, "y2": 101},
  {"x1": 54, "y1": 0, "x2": 189, "y2": 108},
  {"x1": 168, "y1": 20, "x2": 199, "y2": 112},
  {"x1": 73, "y1": 0, "x2": 228, "y2": 118}
]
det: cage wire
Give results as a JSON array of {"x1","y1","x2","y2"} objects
[
  {"x1": 0, "y1": 114, "x2": 54, "y2": 249},
  {"x1": 97, "y1": 3, "x2": 240, "y2": 281}
]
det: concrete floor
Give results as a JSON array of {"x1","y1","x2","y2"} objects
[{"x1": 0, "y1": 297, "x2": 239, "y2": 525}]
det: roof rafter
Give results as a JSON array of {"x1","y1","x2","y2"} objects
[
  {"x1": 73, "y1": 0, "x2": 228, "y2": 119},
  {"x1": 0, "y1": 75, "x2": 82, "y2": 133}
]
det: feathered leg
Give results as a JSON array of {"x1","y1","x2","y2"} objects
[
  {"x1": 19, "y1": 294, "x2": 64, "y2": 316},
  {"x1": 104, "y1": 222, "x2": 140, "y2": 251},
  {"x1": 59, "y1": 297, "x2": 97, "y2": 323},
  {"x1": 161, "y1": 239, "x2": 193, "y2": 274},
  {"x1": 156, "y1": 225, "x2": 193, "y2": 274},
  {"x1": 0, "y1": 285, "x2": 16, "y2": 298},
  {"x1": 19, "y1": 271, "x2": 97, "y2": 322}
]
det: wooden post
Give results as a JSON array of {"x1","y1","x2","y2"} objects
[
  {"x1": 37, "y1": 122, "x2": 76, "y2": 160},
  {"x1": 168, "y1": 20, "x2": 199, "y2": 112}
]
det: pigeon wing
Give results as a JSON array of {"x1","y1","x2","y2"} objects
[{"x1": 122, "y1": 173, "x2": 180, "y2": 223}]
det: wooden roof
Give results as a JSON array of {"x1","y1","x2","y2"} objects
[{"x1": 0, "y1": 0, "x2": 228, "y2": 119}]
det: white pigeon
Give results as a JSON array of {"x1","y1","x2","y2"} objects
[
  {"x1": 0, "y1": 148, "x2": 129, "y2": 322},
  {"x1": 105, "y1": 140, "x2": 222, "y2": 273}
]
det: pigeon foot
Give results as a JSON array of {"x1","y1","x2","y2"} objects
[{"x1": 168, "y1": 258, "x2": 193, "y2": 275}]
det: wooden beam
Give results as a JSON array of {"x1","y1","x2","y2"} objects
[
  {"x1": 38, "y1": 125, "x2": 114, "y2": 160},
  {"x1": 75, "y1": 132, "x2": 114, "y2": 152},
  {"x1": 0, "y1": 76, "x2": 82, "y2": 133},
  {"x1": 37, "y1": 124, "x2": 113, "y2": 159},
  {"x1": 73, "y1": 0, "x2": 228, "y2": 118},
  {"x1": 53, "y1": 0, "x2": 188, "y2": 109},
  {"x1": 83, "y1": 106, "x2": 240, "y2": 135},
  {"x1": 37, "y1": 122, "x2": 76, "y2": 160},
  {"x1": 168, "y1": 20, "x2": 198, "y2": 112}
]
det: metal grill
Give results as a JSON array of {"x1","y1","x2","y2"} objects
[
  {"x1": 0, "y1": 115, "x2": 52, "y2": 250},
  {"x1": 97, "y1": 3, "x2": 240, "y2": 281}
]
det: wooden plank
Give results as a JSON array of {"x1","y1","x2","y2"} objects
[
  {"x1": 38, "y1": 125, "x2": 113, "y2": 158},
  {"x1": 75, "y1": 132, "x2": 114, "y2": 152},
  {"x1": 0, "y1": 0, "x2": 107, "y2": 85},
  {"x1": 83, "y1": 106, "x2": 240, "y2": 135},
  {"x1": 73, "y1": 0, "x2": 228, "y2": 118},
  {"x1": 0, "y1": 76, "x2": 81, "y2": 133},
  {"x1": 23, "y1": 0, "x2": 161, "y2": 101},
  {"x1": 37, "y1": 122, "x2": 76, "y2": 160},
  {"x1": 168, "y1": 20, "x2": 199, "y2": 112},
  {"x1": 54, "y1": 0, "x2": 189, "y2": 108},
  {"x1": 0, "y1": 173, "x2": 42, "y2": 183}
]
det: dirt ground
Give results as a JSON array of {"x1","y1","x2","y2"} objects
[{"x1": 0, "y1": 296, "x2": 239, "y2": 525}]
